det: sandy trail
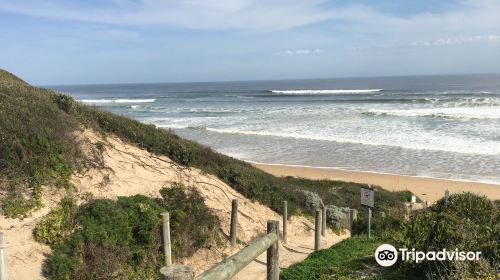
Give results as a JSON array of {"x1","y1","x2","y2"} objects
[
  {"x1": 254, "y1": 163, "x2": 500, "y2": 203},
  {"x1": 2, "y1": 130, "x2": 348, "y2": 280}
]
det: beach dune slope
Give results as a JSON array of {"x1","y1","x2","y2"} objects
[{"x1": 1, "y1": 129, "x2": 348, "y2": 280}]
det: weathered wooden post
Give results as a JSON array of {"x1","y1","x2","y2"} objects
[
  {"x1": 196, "y1": 220, "x2": 279, "y2": 280},
  {"x1": 0, "y1": 232, "x2": 7, "y2": 280},
  {"x1": 230, "y1": 199, "x2": 238, "y2": 246},
  {"x1": 349, "y1": 209, "x2": 356, "y2": 230},
  {"x1": 444, "y1": 190, "x2": 449, "y2": 204},
  {"x1": 368, "y1": 208, "x2": 372, "y2": 239},
  {"x1": 161, "y1": 212, "x2": 172, "y2": 266},
  {"x1": 267, "y1": 220, "x2": 280, "y2": 280},
  {"x1": 321, "y1": 205, "x2": 326, "y2": 237},
  {"x1": 315, "y1": 210, "x2": 321, "y2": 251},
  {"x1": 160, "y1": 264, "x2": 193, "y2": 280},
  {"x1": 282, "y1": 201, "x2": 288, "y2": 244},
  {"x1": 350, "y1": 209, "x2": 358, "y2": 222}
]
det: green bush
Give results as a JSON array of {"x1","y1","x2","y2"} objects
[
  {"x1": 394, "y1": 192, "x2": 499, "y2": 278},
  {"x1": 34, "y1": 197, "x2": 78, "y2": 244},
  {"x1": 352, "y1": 213, "x2": 402, "y2": 239},
  {"x1": 42, "y1": 187, "x2": 220, "y2": 280},
  {"x1": 158, "y1": 183, "x2": 220, "y2": 257}
]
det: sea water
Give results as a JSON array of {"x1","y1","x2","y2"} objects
[{"x1": 51, "y1": 74, "x2": 500, "y2": 184}]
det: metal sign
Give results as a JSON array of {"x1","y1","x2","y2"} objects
[{"x1": 361, "y1": 187, "x2": 374, "y2": 208}]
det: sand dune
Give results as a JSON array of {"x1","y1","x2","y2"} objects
[{"x1": 1, "y1": 130, "x2": 348, "y2": 280}]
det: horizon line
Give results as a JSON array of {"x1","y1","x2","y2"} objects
[{"x1": 41, "y1": 71, "x2": 500, "y2": 87}]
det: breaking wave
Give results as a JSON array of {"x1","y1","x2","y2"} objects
[
  {"x1": 270, "y1": 89, "x2": 382, "y2": 95},
  {"x1": 79, "y1": 98, "x2": 156, "y2": 104}
]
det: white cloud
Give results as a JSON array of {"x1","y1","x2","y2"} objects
[
  {"x1": 1, "y1": 0, "x2": 500, "y2": 38},
  {"x1": 352, "y1": 35, "x2": 500, "y2": 51},
  {"x1": 280, "y1": 49, "x2": 323, "y2": 56},
  {"x1": 0, "y1": 0, "x2": 335, "y2": 31}
]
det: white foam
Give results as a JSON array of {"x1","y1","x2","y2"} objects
[
  {"x1": 79, "y1": 98, "x2": 156, "y2": 104},
  {"x1": 270, "y1": 89, "x2": 382, "y2": 95},
  {"x1": 115, "y1": 99, "x2": 156, "y2": 103},
  {"x1": 204, "y1": 127, "x2": 500, "y2": 155},
  {"x1": 155, "y1": 124, "x2": 189, "y2": 129},
  {"x1": 79, "y1": 99, "x2": 114, "y2": 103},
  {"x1": 367, "y1": 107, "x2": 500, "y2": 120}
]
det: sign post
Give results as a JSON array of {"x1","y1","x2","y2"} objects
[{"x1": 360, "y1": 186, "x2": 374, "y2": 238}]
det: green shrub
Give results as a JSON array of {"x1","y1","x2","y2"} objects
[
  {"x1": 158, "y1": 183, "x2": 220, "y2": 257},
  {"x1": 34, "y1": 197, "x2": 78, "y2": 244},
  {"x1": 394, "y1": 192, "x2": 499, "y2": 278},
  {"x1": 42, "y1": 187, "x2": 220, "y2": 280},
  {"x1": 352, "y1": 212, "x2": 402, "y2": 239}
]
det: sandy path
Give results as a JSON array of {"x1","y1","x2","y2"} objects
[
  {"x1": 254, "y1": 163, "x2": 500, "y2": 203},
  {"x1": 2, "y1": 130, "x2": 348, "y2": 279}
]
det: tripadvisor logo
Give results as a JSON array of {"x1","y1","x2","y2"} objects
[
  {"x1": 375, "y1": 244, "x2": 398, "y2": 267},
  {"x1": 375, "y1": 244, "x2": 482, "y2": 267}
]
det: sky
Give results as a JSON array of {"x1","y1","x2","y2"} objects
[{"x1": 0, "y1": 0, "x2": 499, "y2": 85}]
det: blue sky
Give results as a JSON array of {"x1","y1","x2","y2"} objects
[{"x1": 0, "y1": 0, "x2": 499, "y2": 85}]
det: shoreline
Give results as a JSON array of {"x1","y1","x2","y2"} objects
[{"x1": 252, "y1": 162, "x2": 500, "y2": 203}]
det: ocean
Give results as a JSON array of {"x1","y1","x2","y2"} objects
[{"x1": 51, "y1": 74, "x2": 500, "y2": 184}]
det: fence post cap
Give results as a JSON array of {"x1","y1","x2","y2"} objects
[{"x1": 160, "y1": 264, "x2": 193, "y2": 280}]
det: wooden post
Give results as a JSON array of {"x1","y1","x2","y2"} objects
[
  {"x1": 282, "y1": 201, "x2": 288, "y2": 244},
  {"x1": 321, "y1": 206, "x2": 326, "y2": 237},
  {"x1": 380, "y1": 211, "x2": 385, "y2": 220},
  {"x1": 368, "y1": 208, "x2": 372, "y2": 239},
  {"x1": 267, "y1": 220, "x2": 279, "y2": 280},
  {"x1": 230, "y1": 199, "x2": 238, "y2": 246},
  {"x1": 160, "y1": 264, "x2": 193, "y2": 280},
  {"x1": 161, "y1": 212, "x2": 172, "y2": 266},
  {"x1": 351, "y1": 209, "x2": 358, "y2": 221},
  {"x1": 349, "y1": 209, "x2": 355, "y2": 230},
  {"x1": 315, "y1": 210, "x2": 321, "y2": 251},
  {"x1": 444, "y1": 190, "x2": 449, "y2": 204},
  {"x1": 0, "y1": 232, "x2": 7, "y2": 280}
]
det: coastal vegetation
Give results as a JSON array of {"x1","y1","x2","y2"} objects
[
  {"x1": 282, "y1": 192, "x2": 500, "y2": 279},
  {"x1": 36, "y1": 185, "x2": 220, "y2": 280}
]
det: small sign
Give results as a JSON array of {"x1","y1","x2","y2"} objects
[
  {"x1": 361, "y1": 187, "x2": 374, "y2": 208},
  {"x1": 411, "y1": 195, "x2": 416, "y2": 203}
]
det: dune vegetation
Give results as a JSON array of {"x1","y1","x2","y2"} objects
[{"x1": 281, "y1": 192, "x2": 500, "y2": 279}]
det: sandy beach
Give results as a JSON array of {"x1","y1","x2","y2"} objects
[{"x1": 253, "y1": 163, "x2": 500, "y2": 203}]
